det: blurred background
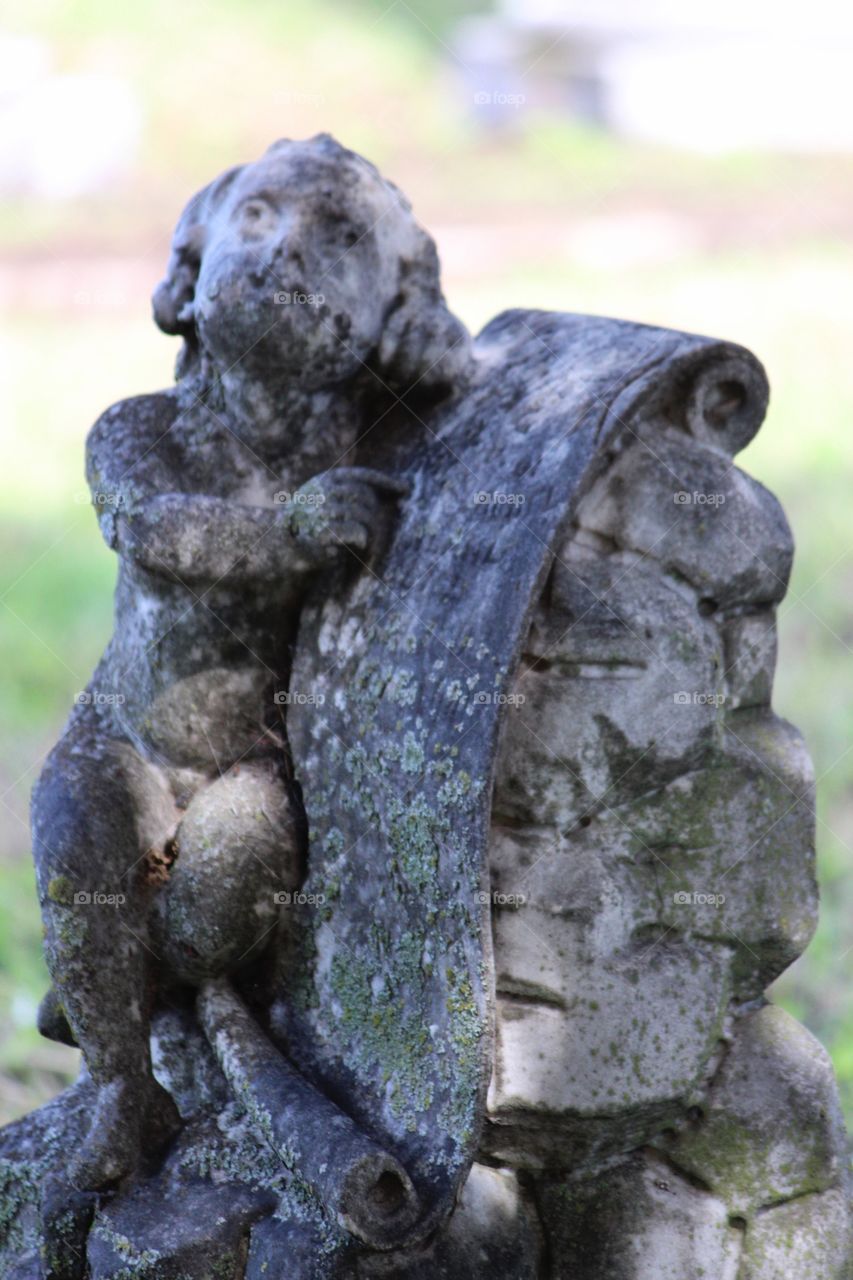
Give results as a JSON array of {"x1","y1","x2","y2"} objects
[{"x1": 1, "y1": 0, "x2": 852, "y2": 1130}]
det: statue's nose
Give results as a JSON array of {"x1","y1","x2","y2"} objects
[
  {"x1": 273, "y1": 240, "x2": 306, "y2": 275},
  {"x1": 249, "y1": 240, "x2": 306, "y2": 290}
]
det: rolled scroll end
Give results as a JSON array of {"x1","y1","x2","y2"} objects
[
  {"x1": 197, "y1": 977, "x2": 425, "y2": 1251},
  {"x1": 338, "y1": 1151, "x2": 421, "y2": 1249},
  {"x1": 684, "y1": 352, "x2": 769, "y2": 457}
]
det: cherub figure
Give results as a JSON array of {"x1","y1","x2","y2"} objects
[{"x1": 31, "y1": 134, "x2": 468, "y2": 1191}]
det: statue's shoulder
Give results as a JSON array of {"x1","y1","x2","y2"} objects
[
  {"x1": 84, "y1": 390, "x2": 185, "y2": 532},
  {"x1": 85, "y1": 389, "x2": 182, "y2": 473}
]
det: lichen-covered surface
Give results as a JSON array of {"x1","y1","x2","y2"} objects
[
  {"x1": 273, "y1": 306, "x2": 763, "y2": 1239},
  {"x1": 0, "y1": 135, "x2": 849, "y2": 1277}
]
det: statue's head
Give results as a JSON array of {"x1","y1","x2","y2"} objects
[{"x1": 152, "y1": 134, "x2": 470, "y2": 396}]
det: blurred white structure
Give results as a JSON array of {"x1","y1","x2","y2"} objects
[
  {"x1": 456, "y1": 0, "x2": 853, "y2": 152},
  {"x1": 0, "y1": 34, "x2": 141, "y2": 199}
]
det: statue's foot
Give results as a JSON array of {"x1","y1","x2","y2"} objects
[
  {"x1": 37, "y1": 985, "x2": 78, "y2": 1047},
  {"x1": 69, "y1": 1077, "x2": 182, "y2": 1191}
]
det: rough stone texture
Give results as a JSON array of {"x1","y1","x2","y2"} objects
[
  {"x1": 739, "y1": 1187, "x2": 852, "y2": 1279},
  {"x1": 357, "y1": 1164, "x2": 542, "y2": 1278},
  {"x1": 0, "y1": 135, "x2": 849, "y2": 1278},
  {"x1": 274, "y1": 307, "x2": 755, "y2": 1230},
  {"x1": 656, "y1": 1003, "x2": 849, "y2": 1215},
  {"x1": 536, "y1": 1152, "x2": 741, "y2": 1279},
  {"x1": 482, "y1": 432, "x2": 819, "y2": 1173}
]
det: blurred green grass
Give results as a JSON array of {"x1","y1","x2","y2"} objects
[{"x1": 1, "y1": 0, "x2": 852, "y2": 1131}]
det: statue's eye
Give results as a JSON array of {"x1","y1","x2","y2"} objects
[{"x1": 237, "y1": 198, "x2": 276, "y2": 234}]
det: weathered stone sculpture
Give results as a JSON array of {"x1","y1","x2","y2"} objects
[{"x1": 0, "y1": 134, "x2": 849, "y2": 1279}]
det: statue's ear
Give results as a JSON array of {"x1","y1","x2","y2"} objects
[
  {"x1": 151, "y1": 166, "x2": 242, "y2": 339},
  {"x1": 376, "y1": 229, "x2": 472, "y2": 396},
  {"x1": 152, "y1": 223, "x2": 205, "y2": 336}
]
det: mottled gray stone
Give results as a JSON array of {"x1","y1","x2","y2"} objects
[
  {"x1": 722, "y1": 611, "x2": 777, "y2": 710},
  {"x1": 149, "y1": 762, "x2": 300, "y2": 985},
  {"x1": 606, "y1": 713, "x2": 818, "y2": 995},
  {"x1": 536, "y1": 1152, "x2": 740, "y2": 1280},
  {"x1": 358, "y1": 1164, "x2": 542, "y2": 1278},
  {"x1": 739, "y1": 1186, "x2": 851, "y2": 1279},
  {"x1": 658, "y1": 1003, "x2": 850, "y2": 1215},
  {"x1": 0, "y1": 134, "x2": 848, "y2": 1278},
  {"x1": 576, "y1": 435, "x2": 793, "y2": 610},
  {"x1": 492, "y1": 553, "x2": 722, "y2": 829},
  {"x1": 272, "y1": 305, "x2": 764, "y2": 1247}
]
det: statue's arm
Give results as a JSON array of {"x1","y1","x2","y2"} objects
[
  {"x1": 84, "y1": 393, "x2": 300, "y2": 585},
  {"x1": 115, "y1": 492, "x2": 321, "y2": 586},
  {"x1": 85, "y1": 394, "x2": 402, "y2": 586}
]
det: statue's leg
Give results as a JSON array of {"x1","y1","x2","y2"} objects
[
  {"x1": 148, "y1": 756, "x2": 302, "y2": 985},
  {"x1": 31, "y1": 717, "x2": 181, "y2": 1189}
]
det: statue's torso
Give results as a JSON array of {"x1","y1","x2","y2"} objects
[{"x1": 83, "y1": 390, "x2": 349, "y2": 772}]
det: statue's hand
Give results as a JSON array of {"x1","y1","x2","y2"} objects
[{"x1": 289, "y1": 466, "x2": 408, "y2": 559}]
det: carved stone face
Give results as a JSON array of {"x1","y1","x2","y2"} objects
[
  {"x1": 193, "y1": 145, "x2": 397, "y2": 388},
  {"x1": 484, "y1": 429, "x2": 817, "y2": 1171}
]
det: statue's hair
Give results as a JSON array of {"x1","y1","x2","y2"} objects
[{"x1": 152, "y1": 134, "x2": 470, "y2": 395}]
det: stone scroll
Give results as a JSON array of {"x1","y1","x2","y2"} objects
[{"x1": 274, "y1": 309, "x2": 773, "y2": 1238}]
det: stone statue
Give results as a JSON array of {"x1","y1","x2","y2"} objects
[{"x1": 0, "y1": 135, "x2": 849, "y2": 1279}]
